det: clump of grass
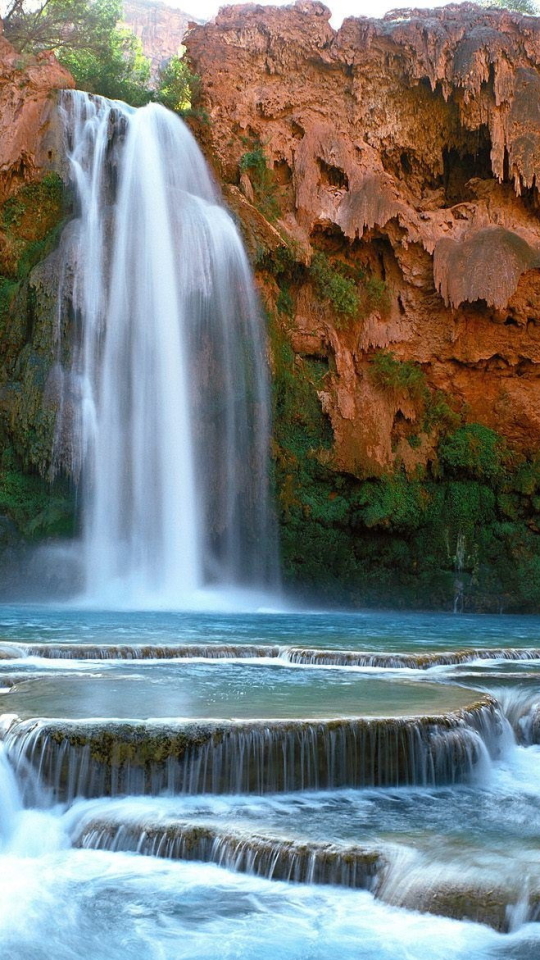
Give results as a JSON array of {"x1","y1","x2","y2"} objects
[
  {"x1": 239, "y1": 143, "x2": 281, "y2": 222},
  {"x1": 310, "y1": 253, "x2": 359, "y2": 319},
  {"x1": 371, "y1": 350, "x2": 427, "y2": 400}
]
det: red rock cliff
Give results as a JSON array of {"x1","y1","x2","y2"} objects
[
  {"x1": 187, "y1": 2, "x2": 540, "y2": 476},
  {"x1": 0, "y1": 21, "x2": 73, "y2": 203}
]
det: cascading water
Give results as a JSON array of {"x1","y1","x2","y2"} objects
[{"x1": 57, "y1": 90, "x2": 278, "y2": 608}]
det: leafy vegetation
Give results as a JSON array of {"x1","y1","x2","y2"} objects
[
  {"x1": 154, "y1": 51, "x2": 202, "y2": 117},
  {"x1": 271, "y1": 338, "x2": 540, "y2": 611},
  {"x1": 3, "y1": 0, "x2": 152, "y2": 106},
  {"x1": 479, "y1": 0, "x2": 538, "y2": 13},
  {"x1": 371, "y1": 350, "x2": 427, "y2": 400},
  {"x1": 437, "y1": 424, "x2": 508, "y2": 481},
  {"x1": 308, "y1": 254, "x2": 390, "y2": 326},
  {"x1": 0, "y1": 448, "x2": 74, "y2": 539},
  {"x1": 0, "y1": 174, "x2": 66, "y2": 286},
  {"x1": 61, "y1": 25, "x2": 151, "y2": 105},
  {"x1": 239, "y1": 143, "x2": 281, "y2": 222},
  {"x1": 309, "y1": 253, "x2": 359, "y2": 319}
]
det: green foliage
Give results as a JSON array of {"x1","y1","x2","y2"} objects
[
  {"x1": 0, "y1": 448, "x2": 74, "y2": 540},
  {"x1": 479, "y1": 0, "x2": 538, "y2": 13},
  {"x1": 4, "y1": 0, "x2": 117, "y2": 53},
  {"x1": 353, "y1": 475, "x2": 427, "y2": 532},
  {"x1": 309, "y1": 253, "x2": 359, "y2": 319},
  {"x1": 371, "y1": 350, "x2": 427, "y2": 400},
  {"x1": 0, "y1": 174, "x2": 66, "y2": 284},
  {"x1": 276, "y1": 284, "x2": 294, "y2": 317},
  {"x1": 423, "y1": 389, "x2": 460, "y2": 433},
  {"x1": 308, "y1": 255, "x2": 391, "y2": 325},
  {"x1": 256, "y1": 243, "x2": 299, "y2": 278},
  {"x1": 273, "y1": 391, "x2": 540, "y2": 610},
  {"x1": 154, "y1": 52, "x2": 200, "y2": 115},
  {"x1": 438, "y1": 423, "x2": 507, "y2": 481},
  {"x1": 4, "y1": 0, "x2": 152, "y2": 107},
  {"x1": 60, "y1": 24, "x2": 151, "y2": 105},
  {"x1": 363, "y1": 276, "x2": 389, "y2": 309},
  {"x1": 1, "y1": 174, "x2": 63, "y2": 230},
  {"x1": 239, "y1": 143, "x2": 281, "y2": 222},
  {"x1": 0, "y1": 279, "x2": 18, "y2": 322}
]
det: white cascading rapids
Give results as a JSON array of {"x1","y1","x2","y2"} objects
[{"x1": 57, "y1": 91, "x2": 278, "y2": 608}]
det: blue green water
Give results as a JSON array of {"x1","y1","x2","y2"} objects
[
  {"x1": 1, "y1": 606, "x2": 539, "y2": 651},
  {"x1": 0, "y1": 605, "x2": 539, "y2": 959}
]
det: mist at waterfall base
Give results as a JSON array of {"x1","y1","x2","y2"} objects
[{"x1": 34, "y1": 90, "x2": 279, "y2": 613}]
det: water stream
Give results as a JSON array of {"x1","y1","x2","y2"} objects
[
  {"x1": 56, "y1": 91, "x2": 277, "y2": 608},
  {"x1": 2, "y1": 88, "x2": 539, "y2": 957},
  {"x1": 0, "y1": 609, "x2": 538, "y2": 957}
]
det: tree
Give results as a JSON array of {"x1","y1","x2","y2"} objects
[
  {"x1": 2, "y1": 0, "x2": 152, "y2": 106},
  {"x1": 60, "y1": 24, "x2": 152, "y2": 105},
  {"x1": 154, "y1": 50, "x2": 199, "y2": 114},
  {"x1": 3, "y1": 0, "x2": 118, "y2": 54},
  {"x1": 479, "y1": 0, "x2": 539, "y2": 14}
]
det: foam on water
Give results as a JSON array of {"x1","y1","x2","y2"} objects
[{"x1": 0, "y1": 844, "x2": 535, "y2": 960}]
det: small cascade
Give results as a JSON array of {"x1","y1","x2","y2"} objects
[
  {"x1": 282, "y1": 647, "x2": 540, "y2": 670},
  {"x1": 376, "y1": 846, "x2": 540, "y2": 933},
  {"x1": 74, "y1": 817, "x2": 384, "y2": 889},
  {"x1": 69, "y1": 809, "x2": 540, "y2": 932},
  {"x1": 493, "y1": 687, "x2": 540, "y2": 744},
  {"x1": 11, "y1": 643, "x2": 280, "y2": 661},
  {"x1": 3, "y1": 698, "x2": 502, "y2": 801},
  {"x1": 0, "y1": 745, "x2": 23, "y2": 845},
  {"x1": 4, "y1": 642, "x2": 540, "y2": 666},
  {"x1": 56, "y1": 90, "x2": 278, "y2": 607}
]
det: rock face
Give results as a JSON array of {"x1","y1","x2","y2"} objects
[
  {"x1": 187, "y1": 2, "x2": 540, "y2": 476},
  {"x1": 122, "y1": 0, "x2": 200, "y2": 75},
  {"x1": 0, "y1": 21, "x2": 73, "y2": 203},
  {"x1": 0, "y1": 27, "x2": 74, "y2": 558}
]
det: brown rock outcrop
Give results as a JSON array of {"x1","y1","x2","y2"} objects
[
  {"x1": 0, "y1": 21, "x2": 73, "y2": 203},
  {"x1": 122, "y1": 0, "x2": 201, "y2": 76},
  {"x1": 187, "y1": 2, "x2": 540, "y2": 475}
]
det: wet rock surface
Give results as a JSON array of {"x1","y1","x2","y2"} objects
[{"x1": 187, "y1": 2, "x2": 540, "y2": 473}]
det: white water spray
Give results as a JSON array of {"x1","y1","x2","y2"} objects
[{"x1": 58, "y1": 92, "x2": 278, "y2": 608}]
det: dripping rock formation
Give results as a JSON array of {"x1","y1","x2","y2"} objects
[
  {"x1": 5, "y1": 4, "x2": 540, "y2": 608},
  {"x1": 185, "y1": 2, "x2": 540, "y2": 610}
]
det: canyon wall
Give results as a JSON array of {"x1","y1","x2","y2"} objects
[
  {"x1": 4, "y1": 3, "x2": 540, "y2": 608},
  {"x1": 0, "y1": 24, "x2": 74, "y2": 563},
  {"x1": 186, "y1": 2, "x2": 540, "y2": 609},
  {"x1": 122, "y1": 0, "x2": 198, "y2": 75},
  {"x1": 187, "y1": 1, "x2": 540, "y2": 475}
]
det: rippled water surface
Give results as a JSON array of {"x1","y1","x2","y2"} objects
[
  {"x1": 2, "y1": 664, "x2": 477, "y2": 720},
  {"x1": 0, "y1": 604, "x2": 539, "y2": 959},
  {"x1": 1, "y1": 605, "x2": 540, "y2": 651}
]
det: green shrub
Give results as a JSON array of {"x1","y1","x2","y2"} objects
[
  {"x1": 0, "y1": 448, "x2": 74, "y2": 539},
  {"x1": 353, "y1": 474, "x2": 427, "y2": 532},
  {"x1": 310, "y1": 253, "x2": 359, "y2": 319},
  {"x1": 371, "y1": 350, "x2": 427, "y2": 400},
  {"x1": 276, "y1": 284, "x2": 294, "y2": 317},
  {"x1": 438, "y1": 423, "x2": 506, "y2": 481},
  {"x1": 239, "y1": 143, "x2": 280, "y2": 222},
  {"x1": 154, "y1": 52, "x2": 200, "y2": 115}
]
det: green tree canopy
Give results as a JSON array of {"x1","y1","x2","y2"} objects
[
  {"x1": 2, "y1": 0, "x2": 152, "y2": 105},
  {"x1": 154, "y1": 51, "x2": 196, "y2": 114},
  {"x1": 479, "y1": 0, "x2": 539, "y2": 14}
]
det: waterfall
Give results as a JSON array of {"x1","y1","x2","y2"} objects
[
  {"x1": 4, "y1": 700, "x2": 501, "y2": 800},
  {"x1": 57, "y1": 90, "x2": 278, "y2": 608}
]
